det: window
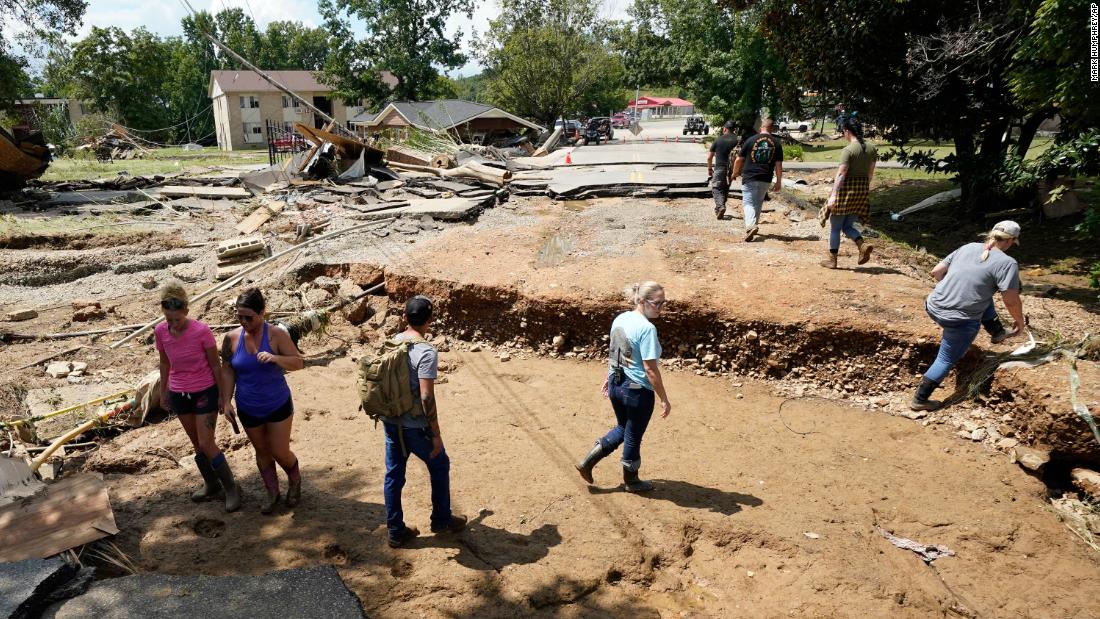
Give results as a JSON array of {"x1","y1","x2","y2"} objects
[
  {"x1": 282, "y1": 96, "x2": 300, "y2": 109},
  {"x1": 240, "y1": 95, "x2": 259, "y2": 109},
  {"x1": 243, "y1": 122, "x2": 263, "y2": 142}
]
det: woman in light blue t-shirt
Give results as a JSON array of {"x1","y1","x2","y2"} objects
[{"x1": 575, "y1": 281, "x2": 672, "y2": 492}]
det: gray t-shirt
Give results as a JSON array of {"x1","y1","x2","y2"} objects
[
  {"x1": 385, "y1": 333, "x2": 437, "y2": 428},
  {"x1": 926, "y1": 243, "x2": 1021, "y2": 322}
]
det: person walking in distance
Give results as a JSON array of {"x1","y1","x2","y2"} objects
[
  {"x1": 221, "y1": 288, "x2": 305, "y2": 514},
  {"x1": 576, "y1": 282, "x2": 671, "y2": 492},
  {"x1": 155, "y1": 282, "x2": 241, "y2": 512},
  {"x1": 732, "y1": 119, "x2": 783, "y2": 242},
  {"x1": 707, "y1": 121, "x2": 739, "y2": 220},
  {"x1": 382, "y1": 296, "x2": 466, "y2": 548},
  {"x1": 911, "y1": 222, "x2": 1025, "y2": 411},
  {"x1": 819, "y1": 117, "x2": 877, "y2": 268}
]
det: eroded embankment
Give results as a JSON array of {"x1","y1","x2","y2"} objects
[{"x1": 298, "y1": 262, "x2": 1099, "y2": 468}]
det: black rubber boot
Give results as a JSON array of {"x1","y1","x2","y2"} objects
[
  {"x1": 213, "y1": 460, "x2": 242, "y2": 513},
  {"x1": 982, "y1": 316, "x2": 1008, "y2": 343},
  {"x1": 909, "y1": 378, "x2": 943, "y2": 412},
  {"x1": 191, "y1": 453, "x2": 223, "y2": 502},
  {"x1": 623, "y1": 466, "x2": 654, "y2": 493},
  {"x1": 575, "y1": 442, "x2": 608, "y2": 484}
]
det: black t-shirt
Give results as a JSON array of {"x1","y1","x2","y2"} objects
[
  {"x1": 738, "y1": 133, "x2": 783, "y2": 183},
  {"x1": 709, "y1": 134, "x2": 739, "y2": 168}
]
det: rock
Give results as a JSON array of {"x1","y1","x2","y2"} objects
[
  {"x1": 996, "y1": 437, "x2": 1019, "y2": 450},
  {"x1": 72, "y1": 305, "x2": 107, "y2": 322},
  {"x1": 961, "y1": 420, "x2": 980, "y2": 433},
  {"x1": 46, "y1": 362, "x2": 72, "y2": 378},
  {"x1": 303, "y1": 287, "x2": 332, "y2": 308},
  {"x1": 3, "y1": 309, "x2": 38, "y2": 322},
  {"x1": 338, "y1": 280, "x2": 364, "y2": 299},
  {"x1": 745, "y1": 330, "x2": 758, "y2": 342},
  {"x1": 70, "y1": 299, "x2": 100, "y2": 310},
  {"x1": 1071, "y1": 468, "x2": 1100, "y2": 499},
  {"x1": 470, "y1": 343, "x2": 483, "y2": 352},
  {"x1": 343, "y1": 297, "x2": 375, "y2": 325},
  {"x1": 69, "y1": 362, "x2": 88, "y2": 377},
  {"x1": 1011, "y1": 445, "x2": 1051, "y2": 473},
  {"x1": 499, "y1": 352, "x2": 511, "y2": 362},
  {"x1": 903, "y1": 409, "x2": 928, "y2": 420},
  {"x1": 381, "y1": 315, "x2": 402, "y2": 335},
  {"x1": 552, "y1": 335, "x2": 567, "y2": 351},
  {"x1": 970, "y1": 428, "x2": 987, "y2": 441},
  {"x1": 141, "y1": 276, "x2": 157, "y2": 290}
]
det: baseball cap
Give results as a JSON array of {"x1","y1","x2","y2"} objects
[
  {"x1": 404, "y1": 295, "x2": 433, "y2": 325},
  {"x1": 993, "y1": 220, "x2": 1021, "y2": 243}
]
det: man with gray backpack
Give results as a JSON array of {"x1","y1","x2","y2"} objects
[{"x1": 358, "y1": 295, "x2": 466, "y2": 548}]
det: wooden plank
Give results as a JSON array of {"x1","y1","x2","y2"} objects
[
  {"x1": 0, "y1": 473, "x2": 118, "y2": 562},
  {"x1": 159, "y1": 186, "x2": 251, "y2": 199},
  {"x1": 234, "y1": 200, "x2": 286, "y2": 235}
]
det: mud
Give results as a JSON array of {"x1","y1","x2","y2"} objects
[{"x1": 0, "y1": 231, "x2": 182, "y2": 251}]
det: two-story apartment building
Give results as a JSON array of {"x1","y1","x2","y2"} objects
[{"x1": 208, "y1": 70, "x2": 378, "y2": 151}]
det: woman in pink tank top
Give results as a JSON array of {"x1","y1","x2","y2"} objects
[{"x1": 156, "y1": 282, "x2": 242, "y2": 512}]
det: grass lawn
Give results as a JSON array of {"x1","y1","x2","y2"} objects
[
  {"x1": 797, "y1": 137, "x2": 1054, "y2": 164},
  {"x1": 40, "y1": 147, "x2": 269, "y2": 182}
]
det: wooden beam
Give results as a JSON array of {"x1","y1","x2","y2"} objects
[{"x1": 159, "y1": 186, "x2": 251, "y2": 199}]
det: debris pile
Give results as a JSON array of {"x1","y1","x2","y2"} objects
[{"x1": 72, "y1": 125, "x2": 150, "y2": 162}]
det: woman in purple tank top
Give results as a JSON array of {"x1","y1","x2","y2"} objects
[{"x1": 220, "y1": 288, "x2": 304, "y2": 514}]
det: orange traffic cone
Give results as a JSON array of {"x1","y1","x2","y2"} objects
[{"x1": 564, "y1": 151, "x2": 573, "y2": 165}]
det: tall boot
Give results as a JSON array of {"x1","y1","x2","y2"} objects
[
  {"x1": 819, "y1": 251, "x2": 837, "y2": 269},
  {"x1": 283, "y1": 459, "x2": 302, "y2": 508},
  {"x1": 575, "y1": 442, "x2": 608, "y2": 484},
  {"x1": 623, "y1": 466, "x2": 654, "y2": 493},
  {"x1": 212, "y1": 459, "x2": 242, "y2": 513},
  {"x1": 191, "y1": 452, "x2": 223, "y2": 502},
  {"x1": 259, "y1": 465, "x2": 280, "y2": 515},
  {"x1": 909, "y1": 378, "x2": 943, "y2": 412},
  {"x1": 854, "y1": 237, "x2": 873, "y2": 265},
  {"x1": 982, "y1": 316, "x2": 1008, "y2": 344}
]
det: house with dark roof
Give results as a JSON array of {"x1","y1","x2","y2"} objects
[
  {"x1": 350, "y1": 100, "x2": 543, "y2": 142},
  {"x1": 208, "y1": 70, "x2": 398, "y2": 151}
]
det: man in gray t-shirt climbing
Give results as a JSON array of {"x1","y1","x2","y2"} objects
[{"x1": 383, "y1": 295, "x2": 466, "y2": 548}]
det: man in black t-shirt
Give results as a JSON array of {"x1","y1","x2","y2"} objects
[
  {"x1": 732, "y1": 119, "x2": 783, "y2": 242},
  {"x1": 706, "y1": 121, "x2": 739, "y2": 220}
]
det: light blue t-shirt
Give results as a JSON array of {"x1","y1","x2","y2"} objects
[{"x1": 608, "y1": 310, "x2": 662, "y2": 390}]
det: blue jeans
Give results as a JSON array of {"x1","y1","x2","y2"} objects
[
  {"x1": 383, "y1": 422, "x2": 451, "y2": 539},
  {"x1": 923, "y1": 303, "x2": 998, "y2": 383},
  {"x1": 829, "y1": 214, "x2": 862, "y2": 251},
  {"x1": 741, "y1": 180, "x2": 770, "y2": 229},
  {"x1": 598, "y1": 379, "x2": 655, "y2": 471}
]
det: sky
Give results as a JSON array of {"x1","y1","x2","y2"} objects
[{"x1": 53, "y1": 0, "x2": 630, "y2": 76}]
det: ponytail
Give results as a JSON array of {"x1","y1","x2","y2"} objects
[
  {"x1": 980, "y1": 230, "x2": 1016, "y2": 262},
  {"x1": 624, "y1": 281, "x2": 663, "y2": 306},
  {"x1": 846, "y1": 117, "x2": 866, "y2": 151}
]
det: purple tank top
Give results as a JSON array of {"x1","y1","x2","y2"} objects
[{"x1": 231, "y1": 323, "x2": 291, "y2": 416}]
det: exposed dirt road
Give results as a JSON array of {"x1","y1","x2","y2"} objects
[{"x1": 99, "y1": 349, "x2": 1100, "y2": 618}]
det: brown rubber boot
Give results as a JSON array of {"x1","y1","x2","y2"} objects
[
  {"x1": 819, "y1": 252, "x2": 837, "y2": 269},
  {"x1": 855, "y1": 238, "x2": 873, "y2": 265},
  {"x1": 575, "y1": 442, "x2": 608, "y2": 484},
  {"x1": 191, "y1": 453, "x2": 223, "y2": 502}
]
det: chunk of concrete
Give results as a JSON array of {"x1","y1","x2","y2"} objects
[
  {"x1": 45, "y1": 566, "x2": 366, "y2": 618},
  {"x1": 45, "y1": 362, "x2": 72, "y2": 378},
  {"x1": 1071, "y1": 467, "x2": 1100, "y2": 499},
  {"x1": 3, "y1": 309, "x2": 38, "y2": 322},
  {"x1": 1011, "y1": 445, "x2": 1051, "y2": 473}
]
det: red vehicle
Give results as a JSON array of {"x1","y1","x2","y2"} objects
[
  {"x1": 611, "y1": 113, "x2": 629, "y2": 128},
  {"x1": 272, "y1": 135, "x2": 308, "y2": 153}
]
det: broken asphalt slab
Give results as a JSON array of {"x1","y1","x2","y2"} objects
[
  {"x1": 349, "y1": 196, "x2": 487, "y2": 222},
  {"x1": 0, "y1": 558, "x2": 83, "y2": 619},
  {"x1": 44, "y1": 566, "x2": 367, "y2": 619},
  {"x1": 543, "y1": 164, "x2": 724, "y2": 199}
]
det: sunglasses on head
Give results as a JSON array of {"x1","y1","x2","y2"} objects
[{"x1": 161, "y1": 298, "x2": 185, "y2": 310}]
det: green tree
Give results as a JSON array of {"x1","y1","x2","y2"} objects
[
  {"x1": 753, "y1": 0, "x2": 1099, "y2": 213},
  {"x1": 617, "y1": 0, "x2": 791, "y2": 131},
  {"x1": 258, "y1": 21, "x2": 331, "y2": 70},
  {"x1": 475, "y1": 0, "x2": 628, "y2": 125},
  {"x1": 319, "y1": 0, "x2": 473, "y2": 107},
  {"x1": 0, "y1": 0, "x2": 86, "y2": 112}
]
